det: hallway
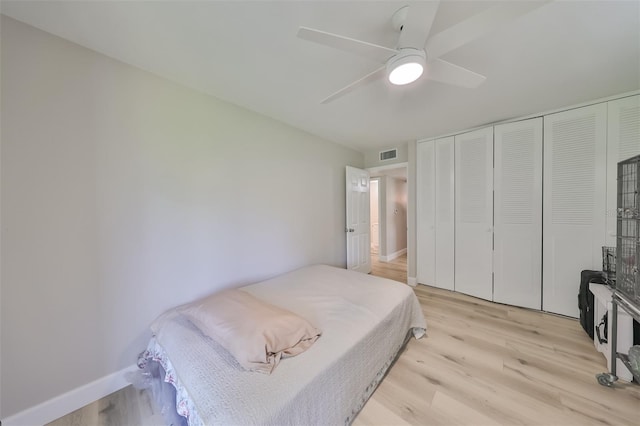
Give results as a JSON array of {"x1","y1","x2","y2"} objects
[{"x1": 370, "y1": 251, "x2": 407, "y2": 283}]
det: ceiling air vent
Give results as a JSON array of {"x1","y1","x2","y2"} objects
[{"x1": 379, "y1": 149, "x2": 398, "y2": 161}]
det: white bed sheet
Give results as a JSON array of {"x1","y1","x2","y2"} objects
[{"x1": 143, "y1": 265, "x2": 427, "y2": 425}]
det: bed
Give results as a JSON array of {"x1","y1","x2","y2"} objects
[{"x1": 139, "y1": 264, "x2": 427, "y2": 425}]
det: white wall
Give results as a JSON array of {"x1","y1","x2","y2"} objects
[{"x1": 0, "y1": 16, "x2": 363, "y2": 419}]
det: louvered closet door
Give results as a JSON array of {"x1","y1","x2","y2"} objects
[
  {"x1": 494, "y1": 118, "x2": 542, "y2": 309},
  {"x1": 543, "y1": 103, "x2": 607, "y2": 317},
  {"x1": 455, "y1": 127, "x2": 494, "y2": 300},
  {"x1": 435, "y1": 137, "x2": 455, "y2": 290},
  {"x1": 606, "y1": 95, "x2": 640, "y2": 246},
  {"x1": 417, "y1": 140, "x2": 436, "y2": 285}
]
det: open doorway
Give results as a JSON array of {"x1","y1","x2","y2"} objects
[
  {"x1": 370, "y1": 178, "x2": 380, "y2": 256},
  {"x1": 367, "y1": 164, "x2": 408, "y2": 282}
]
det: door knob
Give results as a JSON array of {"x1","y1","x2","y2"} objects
[{"x1": 345, "y1": 228, "x2": 355, "y2": 233}]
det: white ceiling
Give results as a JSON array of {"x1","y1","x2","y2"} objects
[{"x1": 2, "y1": 1, "x2": 639, "y2": 153}]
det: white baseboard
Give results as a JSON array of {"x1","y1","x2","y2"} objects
[
  {"x1": 379, "y1": 248, "x2": 407, "y2": 262},
  {"x1": 2, "y1": 364, "x2": 138, "y2": 426},
  {"x1": 407, "y1": 276, "x2": 417, "y2": 287}
]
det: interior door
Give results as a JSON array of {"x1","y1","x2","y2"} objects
[
  {"x1": 417, "y1": 140, "x2": 436, "y2": 285},
  {"x1": 435, "y1": 137, "x2": 455, "y2": 291},
  {"x1": 543, "y1": 103, "x2": 607, "y2": 317},
  {"x1": 346, "y1": 166, "x2": 371, "y2": 273},
  {"x1": 455, "y1": 127, "x2": 494, "y2": 300},
  {"x1": 494, "y1": 118, "x2": 542, "y2": 309}
]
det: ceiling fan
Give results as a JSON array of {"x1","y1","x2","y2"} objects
[{"x1": 297, "y1": 1, "x2": 549, "y2": 104}]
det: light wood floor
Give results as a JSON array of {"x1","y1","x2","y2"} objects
[
  {"x1": 49, "y1": 254, "x2": 640, "y2": 425},
  {"x1": 371, "y1": 250, "x2": 407, "y2": 284},
  {"x1": 47, "y1": 384, "x2": 164, "y2": 426}
]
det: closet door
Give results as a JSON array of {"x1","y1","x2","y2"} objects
[
  {"x1": 417, "y1": 140, "x2": 436, "y2": 285},
  {"x1": 606, "y1": 95, "x2": 640, "y2": 246},
  {"x1": 494, "y1": 118, "x2": 542, "y2": 309},
  {"x1": 435, "y1": 137, "x2": 455, "y2": 290},
  {"x1": 455, "y1": 127, "x2": 494, "y2": 300},
  {"x1": 543, "y1": 103, "x2": 607, "y2": 317}
]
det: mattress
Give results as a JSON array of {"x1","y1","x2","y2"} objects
[{"x1": 141, "y1": 264, "x2": 427, "y2": 425}]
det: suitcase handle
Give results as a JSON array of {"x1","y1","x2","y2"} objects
[{"x1": 595, "y1": 313, "x2": 608, "y2": 344}]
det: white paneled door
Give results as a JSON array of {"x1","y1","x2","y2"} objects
[
  {"x1": 417, "y1": 140, "x2": 436, "y2": 286},
  {"x1": 455, "y1": 127, "x2": 494, "y2": 300},
  {"x1": 494, "y1": 118, "x2": 542, "y2": 310},
  {"x1": 346, "y1": 166, "x2": 371, "y2": 273},
  {"x1": 606, "y1": 95, "x2": 640, "y2": 247},
  {"x1": 543, "y1": 103, "x2": 607, "y2": 317},
  {"x1": 435, "y1": 137, "x2": 455, "y2": 291}
]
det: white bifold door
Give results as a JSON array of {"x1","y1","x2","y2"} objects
[
  {"x1": 493, "y1": 118, "x2": 543, "y2": 310},
  {"x1": 543, "y1": 104, "x2": 607, "y2": 317},
  {"x1": 435, "y1": 137, "x2": 455, "y2": 290},
  {"x1": 417, "y1": 140, "x2": 436, "y2": 286},
  {"x1": 606, "y1": 95, "x2": 640, "y2": 247},
  {"x1": 417, "y1": 137, "x2": 455, "y2": 290},
  {"x1": 455, "y1": 127, "x2": 494, "y2": 300}
]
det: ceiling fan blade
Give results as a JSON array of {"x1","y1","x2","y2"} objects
[
  {"x1": 397, "y1": 1, "x2": 440, "y2": 49},
  {"x1": 425, "y1": 1, "x2": 550, "y2": 59},
  {"x1": 298, "y1": 27, "x2": 396, "y2": 63},
  {"x1": 426, "y1": 58, "x2": 486, "y2": 88},
  {"x1": 320, "y1": 66, "x2": 386, "y2": 104}
]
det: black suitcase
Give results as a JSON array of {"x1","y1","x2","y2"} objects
[{"x1": 578, "y1": 270, "x2": 605, "y2": 339}]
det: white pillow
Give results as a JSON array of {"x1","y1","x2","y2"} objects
[{"x1": 179, "y1": 289, "x2": 321, "y2": 374}]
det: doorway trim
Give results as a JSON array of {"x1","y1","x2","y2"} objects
[{"x1": 367, "y1": 162, "x2": 409, "y2": 176}]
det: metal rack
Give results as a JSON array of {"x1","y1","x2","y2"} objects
[
  {"x1": 597, "y1": 155, "x2": 640, "y2": 387},
  {"x1": 617, "y1": 156, "x2": 639, "y2": 303}
]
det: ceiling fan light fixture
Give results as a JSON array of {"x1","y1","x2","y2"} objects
[{"x1": 387, "y1": 48, "x2": 426, "y2": 85}]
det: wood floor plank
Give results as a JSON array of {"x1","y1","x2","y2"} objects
[
  {"x1": 429, "y1": 390, "x2": 504, "y2": 426},
  {"x1": 49, "y1": 254, "x2": 640, "y2": 425},
  {"x1": 351, "y1": 396, "x2": 410, "y2": 426}
]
